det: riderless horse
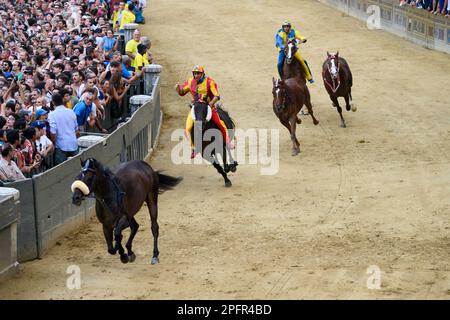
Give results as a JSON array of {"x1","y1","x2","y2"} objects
[
  {"x1": 322, "y1": 51, "x2": 356, "y2": 128},
  {"x1": 71, "y1": 158, "x2": 182, "y2": 264}
]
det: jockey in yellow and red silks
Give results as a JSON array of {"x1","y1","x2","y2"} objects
[
  {"x1": 276, "y1": 20, "x2": 314, "y2": 83},
  {"x1": 175, "y1": 66, "x2": 231, "y2": 158}
]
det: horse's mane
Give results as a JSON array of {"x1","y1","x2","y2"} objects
[
  {"x1": 216, "y1": 105, "x2": 235, "y2": 129},
  {"x1": 89, "y1": 158, "x2": 114, "y2": 179}
]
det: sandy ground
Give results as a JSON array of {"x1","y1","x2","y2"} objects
[{"x1": 1, "y1": 0, "x2": 450, "y2": 299}]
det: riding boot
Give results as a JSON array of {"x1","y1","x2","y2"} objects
[{"x1": 304, "y1": 60, "x2": 314, "y2": 84}]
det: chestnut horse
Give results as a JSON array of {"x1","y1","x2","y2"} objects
[
  {"x1": 272, "y1": 78, "x2": 319, "y2": 155},
  {"x1": 322, "y1": 51, "x2": 356, "y2": 128},
  {"x1": 282, "y1": 38, "x2": 307, "y2": 81}
]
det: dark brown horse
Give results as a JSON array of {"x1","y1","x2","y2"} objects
[
  {"x1": 322, "y1": 51, "x2": 356, "y2": 128},
  {"x1": 190, "y1": 101, "x2": 238, "y2": 187},
  {"x1": 272, "y1": 77, "x2": 319, "y2": 156},
  {"x1": 71, "y1": 158, "x2": 182, "y2": 265}
]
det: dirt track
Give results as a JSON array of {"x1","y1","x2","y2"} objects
[{"x1": 1, "y1": 0, "x2": 450, "y2": 299}]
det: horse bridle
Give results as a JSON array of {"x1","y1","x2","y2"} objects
[
  {"x1": 274, "y1": 80, "x2": 290, "y2": 111},
  {"x1": 285, "y1": 39, "x2": 298, "y2": 63},
  {"x1": 78, "y1": 160, "x2": 126, "y2": 208},
  {"x1": 323, "y1": 55, "x2": 341, "y2": 93}
]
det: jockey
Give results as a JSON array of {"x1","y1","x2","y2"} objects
[
  {"x1": 175, "y1": 65, "x2": 232, "y2": 158},
  {"x1": 275, "y1": 20, "x2": 314, "y2": 83}
]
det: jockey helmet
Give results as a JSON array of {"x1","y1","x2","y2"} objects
[
  {"x1": 192, "y1": 65, "x2": 204, "y2": 74},
  {"x1": 282, "y1": 20, "x2": 291, "y2": 28}
]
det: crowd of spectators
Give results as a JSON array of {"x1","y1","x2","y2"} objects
[
  {"x1": 0, "y1": 0, "x2": 154, "y2": 183},
  {"x1": 400, "y1": 0, "x2": 450, "y2": 17}
]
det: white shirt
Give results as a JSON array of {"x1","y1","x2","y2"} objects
[
  {"x1": 48, "y1": 105, "x2": 79, "y2": 152},
  {"x1": 36, "y1": 135, "x2": 53, "y2": 153}
]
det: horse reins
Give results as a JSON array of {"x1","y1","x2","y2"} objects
[
  {"x1": 275, "y1": 83, "x2": 291, "y2": 112},
  {"x1": 323, "y1": 56, "x2": 341, "y2": 94}
]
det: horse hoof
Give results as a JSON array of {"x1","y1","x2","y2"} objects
[
  {"x1": 108, "y1": 249, "x2": 117, "y2": 255},
  {"x1": 151, "y1": 257, "x2": 160, "y2": 265},
  {"x1": 296, "y1": 117, "x2": 302, "y2": 124},
  {"x1": 346, "y1": 106, "x2": 351, "y2": 111},
  {"x1": 225, "y1": 180, "x2": 232, "y2": 188},
  {"x1": 230, "y1": 162, "x2": 238, "y2": 173},
  {"x1": 120, "y1": 254, "x2": 129, "y2": 264},
  {"x1": 224, "y1": 165, "x2": 230, "y2": 173},
  {"x1": 351, "y1": 105, "x2": 357, "y2": 112},
  {"x1": 313, "y1": 120, "x2": 319, "y2": 125},
  {"x1": 128, "y1": 253, "x2": 136, "y2": 263},
  {"x1": 340, "y1": 123, "x2": 347, "y2": 128},
  {"x1": 291, "y1": 149, "x2": 299, "y2": 156}
]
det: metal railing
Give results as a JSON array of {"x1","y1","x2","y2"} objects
[{"x1": 320, "y1": 0, "x2": 450, "y2": 54}]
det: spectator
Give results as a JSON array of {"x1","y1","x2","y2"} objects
[
  {"x1": 4, "y1": 100, "x2": 16, "y2": 117},
  {"x1": 112, "y1": 2, "x2": 121, "y2": 31},
  {"x1": 79, "y1": 73, "x2": 100, "y2": 98},
  {"x1": 48, "y1": 93, "x2": 79, "y2": 165},
  {"x1": 1, "y1": 61, "x2": 14, "y2": 79},
  {"x1": 122, "y1": 55, "x2": 134, "y2": 73},
  {"x1": 0, "y1": 0, "x2": 151, "y2": 172},
  {"x1": 0, "y1": 116, "x2": 6, "y2": 130},
  {"x1": 141, "y1": 37, "x2": 154, "y2": 65},
  {"x1": 401, "y1": 0, "x2": 448, "y2": 14},
  {"x1": 18, "y1": 109, "x2": 33, "y2": 127},
  {"x1": 22, "y1": 126, "x2": 42, "y2": 169},
  {"x1": 73, "y1": 91, "x2": 96, "y2": 132},
  {"x1": 126, "y1": 29, "x2": 141, "y2": 68},
  {"x1": 119, "y1": 2, "x2": 136, "y2": 30},
  {"x1": 32, "y1": 121, "x2": 54, "y2": 159},
  {"x1": 12, "y1": 61, "x2": 23, "y2": 81},
  {"x1": 0, "y1": 129, "x2": 6, "y2": 148},
  {"x1": 133, "y1": 0, "x2": 146, "y2": 24},
  {"x1": 71, "y1": 70, "x2": 85, "y2": 99},
  {"x1": 5, "y1": 115, "x2": 16, "y2": 130},
  {"x1": 101, "y1": 29, "x2": 119, "y2": 54},
  {"x1": 35, "y1": 108, "x2": 49, "y2": 121},
  {"x1": 6, "y1": 129, "x2": 37, "y2": 174},
  {"x1": 134, "y1": 44, "x2": 149, "y2": 71},
  {"x1": 0, "y1": 143, "x2": 26, "y2": 182}
]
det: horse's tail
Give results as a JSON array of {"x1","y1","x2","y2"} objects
[{"x1": 156, "y1": 171, "x2": 183, "y2": 194}]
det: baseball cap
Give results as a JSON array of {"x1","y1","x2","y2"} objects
[
  {"x1": 35, "y1": 108, "x2": 49, "y2": 119},
  {"x1": 30, "y1": 120, "x2": 46, "y2": 129}
]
